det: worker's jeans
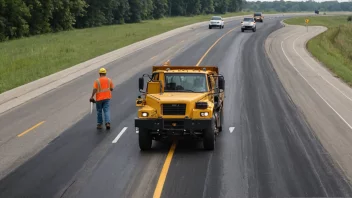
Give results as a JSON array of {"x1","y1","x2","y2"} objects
[{"x1": 96, "y1": 99, "x2": 110, "y2": 124}]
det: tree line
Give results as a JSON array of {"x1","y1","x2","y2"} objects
[
  {"x1": 1, "y1": 0, "x2": 351, "y2": 42},
  {"x1": 243, "y1": 0, "x2": 352, "y2": 13},
  {"x1": 0, "y1": 0, "x2": 243, "y2": 42}
]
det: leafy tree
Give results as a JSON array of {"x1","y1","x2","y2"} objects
[
  {"x1": 50, "y1": 0, "x2": 86, "y2": 31},
  {"x1": 24, "y1": 0, "x2": 53, "y2": 35},
  {"x1": 201, "y1": 0, "x2": 215, "y2": 14},
  {"x1": 127, "y1": 0, "x2": 142, "y2": 23},
  {"x1": 0, "y1": 0, "x2": 30, "y2": 41},
  {"x1": 153, "y1": 0, "x2": 168, "y2": 19}
]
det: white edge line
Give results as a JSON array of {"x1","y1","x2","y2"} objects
[
  {"x1": 281, "y1": 33, "x2": 352, "y2": 131},
  {"x1": 112, "y1": 127, "x2": 128, "y2": 143},
  {"x1": 292, "y1": 29, "x2": 352, "y2": 103}
]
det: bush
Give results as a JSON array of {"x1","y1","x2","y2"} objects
[{"x1": 348, "y1": 16, "x2": 352, "y2": 22}]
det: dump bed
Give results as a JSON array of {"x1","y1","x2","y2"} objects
[{"x1": 152, "y1": 66, "x2": 219, "y2": 74}]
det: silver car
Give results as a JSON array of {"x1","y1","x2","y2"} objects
[{"x1": 241, "y1": 17, "x2": 256, "y2": 32}]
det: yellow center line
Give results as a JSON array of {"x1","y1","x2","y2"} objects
[
  {"x1": 196, "y1": 25, "x2": 240, "y2": 66},
  {"x1": 153, "y1": 141, "x2": 177, "y2": 198},
  {"x1": 152, "y1": 24, "x2": 240, "y2": 198},
  {"x1": 17, "y1": 121, "x2": 45, "y2": 137}
]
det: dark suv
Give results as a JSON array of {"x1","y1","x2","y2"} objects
[{"x1": 254, "y1": 12, "x2": 264, "y2": 22}]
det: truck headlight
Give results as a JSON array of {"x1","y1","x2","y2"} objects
[
  {"x1": 142, "y1": 112, "x2": 148, "y2": 117},
  {"x1": 200, "y1": 112, "x2": 209, "y2": 117}
]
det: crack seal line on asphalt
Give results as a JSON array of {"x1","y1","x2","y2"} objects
[{"x1": 153, "y1": 25, "x2": 239, "y2": 198}]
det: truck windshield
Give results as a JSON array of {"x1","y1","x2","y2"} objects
[
  {"x1": 254, "y1": 13, "x2": 261, "y2": 16},
  {"x1": 164, "y1": 73, "x2": 208, "y2": 93}
]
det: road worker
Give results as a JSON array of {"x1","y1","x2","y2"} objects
[{"x1": 90, "y1": 68, "x2": 114, "y2": 129}]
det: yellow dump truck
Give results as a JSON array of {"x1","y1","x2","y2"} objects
[{"x1": 135, "y1": 62, "x2": 225, "y2": 150}]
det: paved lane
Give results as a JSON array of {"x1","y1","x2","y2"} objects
[
  {"x1": 0, "y1": 17, "x2": 244, "y2": 198},
  {"x1": 160, "y1": 18, "x2": 352, "y2": 198},
  {"x1": 0, "y1": 15, "x2": 351, "y2": 198}
]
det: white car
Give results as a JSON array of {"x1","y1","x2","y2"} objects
[
  {"x1": 209, "y1": 16, "x2": 224, "y2": 29},
  {"x1": 241, "y1": 17, "x2": 256, "y2": 32}
]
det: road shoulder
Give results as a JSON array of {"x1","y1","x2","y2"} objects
[{"x1": 265, "y1": 23, "x2": 352, "y2": 183}]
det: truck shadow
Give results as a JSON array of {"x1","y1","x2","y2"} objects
[{"x1": 141, "y1": 139, "x2": 209, "y2": 153}]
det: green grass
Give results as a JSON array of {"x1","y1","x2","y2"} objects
[
  {"x1": 1, "y1": 11, "x2": 275, "y2": 94},
  {"x1": 285, "y1": 16, "x2": 352, "y2": 86}
]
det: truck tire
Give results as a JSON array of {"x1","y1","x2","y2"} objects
[
  {"x1": 139, "y1": 128, "x2": 152, "y2": 150},
  {"x1": 203, "y1": 116, "x2": 216, "y2": 150},
  {"x1": 209, "y1": 25, "x2": 212, "y2": 29}
]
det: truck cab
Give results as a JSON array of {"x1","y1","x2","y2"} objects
[{"x1": 135, "y1": 62, "x2": 225, "y2": 150}]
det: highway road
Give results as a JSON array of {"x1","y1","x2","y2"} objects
[{"x1": 1, "y1": 14, "x2": 352, "y2": 198}]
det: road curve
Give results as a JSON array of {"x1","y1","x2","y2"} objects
[{"x1": 0, "y1": 15, "x2": 351, "y2": 198}]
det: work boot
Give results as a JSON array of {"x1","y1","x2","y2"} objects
[
  {"x1": 106, "y1": 123, "x2": 111, "y2": 130},
  {"x1": 97, "y1": 124, "x2": 103, "y2": 129}
]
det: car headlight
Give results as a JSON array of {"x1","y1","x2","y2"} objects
[
  {"x1": 142, "y1": 112, "x2": 148, "y2": 117},
  {"x1": 200, "y1": 112, "x2": 209, "y2": 117}
]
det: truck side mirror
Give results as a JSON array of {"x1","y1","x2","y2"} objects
[
  {"x1": 139, "y1": 77, "x2": 144, "y2": 90},
  {"x1": 218, "y1": 77, "x2": 225, "y2": 90}
]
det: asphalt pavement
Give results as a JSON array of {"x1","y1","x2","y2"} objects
[
  {"x1": 267, "y1": 24, "x2": 352, "y2": 185},
  {"x1": 0, "y1": 15, "x2": 352, "y2": 198}
]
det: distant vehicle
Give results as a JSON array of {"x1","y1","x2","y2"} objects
[
  {"x1": 241, "y1": 17, "x2": 256, "y2": 32},
  {"x1": 315, "y1": 10, "x2": 319, "y2": 14},
  {"x1": 209, "y1": 16, "x2": 224, "y2": 29},
  {"x1": 253, "y1": 12, "x2": 264, "y2": 22}
]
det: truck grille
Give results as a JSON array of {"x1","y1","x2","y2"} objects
[
  {"x1": 162, "y1": 104, "x2": 186, "y2": 115},
  {"x1": 164, "y1": 120, "x2": 185, "y2": 129}
]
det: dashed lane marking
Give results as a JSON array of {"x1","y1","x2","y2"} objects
[{"x1": 112, "y1": 127, "x2": 128, "y2": 143}]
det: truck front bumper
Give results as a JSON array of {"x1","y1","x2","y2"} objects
[{"x1": 135, "y1": 118, "x2": 211, "y2": 131}]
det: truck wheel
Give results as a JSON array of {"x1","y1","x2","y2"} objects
[
  {"x1": 241, "y1": 29, "x2": 244, "y2": 32},
  {"x1": 139, "y1": 128, "x2": 152, "y2": 150},
  {"x1": 253, "y1": 27, "x2": 256, "y2": 32},
  {"x1": 209, "y1": 25, "x2": 212, "y2": 29},
  {"x1": 203, "y1": 116, "x2": 216, "y2": 150}
]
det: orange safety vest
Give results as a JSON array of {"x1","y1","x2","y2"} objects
[{"x1": 94, "y1": 76, "x2": 113, "y2": 101}]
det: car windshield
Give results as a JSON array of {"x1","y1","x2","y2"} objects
[
  {"x1": 254, "y1": 13, "x2": 261, "y2": 16},
  {"x1": 244, "y1": 18, "x2": 254, "y2": 22},
  {"x1": 164, "y1": 73, "x2": 208, "y2": 93},
  {"x1": 211, "y1": 16, "x2": 221, "y2": 20}
]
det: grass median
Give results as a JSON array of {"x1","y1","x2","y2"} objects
[
  {"x1": 285, "y1": 15, "x2": 352, "y2": 86},
  {"x1": 0, "y1": 11, "x2": 271, "y2": 94}
]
